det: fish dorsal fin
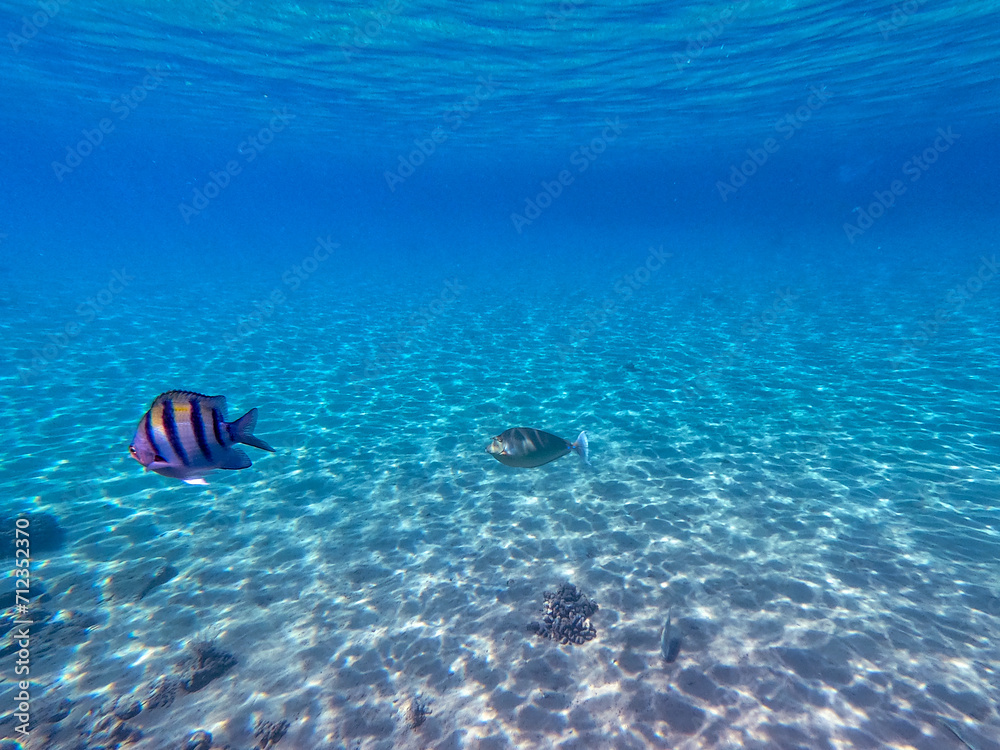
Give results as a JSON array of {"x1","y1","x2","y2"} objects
[{"x1": 154, "y1": 390, "x2": 227, "y2": 415}]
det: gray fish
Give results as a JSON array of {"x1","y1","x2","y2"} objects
[
  {"x1": 486, "y1": 427, "x2": 588, "y2": 468},
  {"x1": 129, "y1": 390, "x2": 274, "y2": 485},
  {"x1": 137, "y1": 563, "x2": 178, "y2": 601},
  {"x1": 661, "y1": 608, "x2": 680, "y2": 662},
  {"x1": 941, "y1": 720, "x2": 978, "y2": 750}
]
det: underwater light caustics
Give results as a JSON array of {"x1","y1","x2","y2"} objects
[
  {"x1": 486, "y1": 427, "x2": 589, "y2": 468},
  {"x1": 129, "y1": 390, "x2": 275, "y2": 485}
]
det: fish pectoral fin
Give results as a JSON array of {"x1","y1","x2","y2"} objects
[
  {"x1": 182, "y1": 477, "x2": 209, "y2": 485},
  {"x1": 219, "y1": 447, "x2": 252, "y2": 470}
]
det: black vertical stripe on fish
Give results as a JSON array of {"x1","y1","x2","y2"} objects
[
  {"x1": 212, "y1": 407, "x2": 229, "y2": 447},
  {"x1": 189, "y1": 397, "x2": 214, "y2": 463},
  {"x1": 144, "y1": 410, "x2": 165, "y2": 462},
  {"x1": 162, "y1": 398, "x2": 190, "y2": 467}
]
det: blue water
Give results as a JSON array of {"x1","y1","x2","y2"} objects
[{"x1": 2, "y1": 1, "x2": 1000, "y2": 748}]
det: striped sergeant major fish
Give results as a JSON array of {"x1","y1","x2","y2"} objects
[
  {"x1": 129, "y1": 390, "x2": 274, "y2": 485},
  {"x1": 486, "y1": 427, "x2": 589, "y2": 468}
]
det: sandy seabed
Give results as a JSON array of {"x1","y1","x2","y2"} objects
[{"x1": 2, "y1": 256, "x2": 999, "y2": 749}]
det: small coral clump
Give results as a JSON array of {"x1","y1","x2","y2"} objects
[
  {"x1": 182, "y1": 641, "x2": 237, "y2": 692},
  {"x1": 112, "y1": 695, "x2": 143, "y2": 720},
  {"x1": 528, "y1": 583, "x2": 599, "y2": 645},
  {"x1": 184, "y1": 729, "x2": 212, "y2": 750},
  {"x1": 143, "y1": 676, "x2": 178, "y2": 710},
  {"x1": 254, "y1": 718, "x2": 290, "y2": 749},
  {"x1": 407, "y1": 696, "x2": 431, "y2": 729}
]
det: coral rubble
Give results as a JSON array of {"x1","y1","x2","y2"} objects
[{"x1": 527, "y1": 583, "x2": 599, "y2": 645}]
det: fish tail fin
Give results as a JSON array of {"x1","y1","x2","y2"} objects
[
  {"x1": 229, "y1": 408, "x2": 276, "y2": 452},
  {"x1": 573, "y1": 431, "x2": 590, "y2": 465}
]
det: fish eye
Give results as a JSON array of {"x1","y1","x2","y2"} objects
[{"x1": 128, "y1": 446, "x2": 137, "y2": 456}]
